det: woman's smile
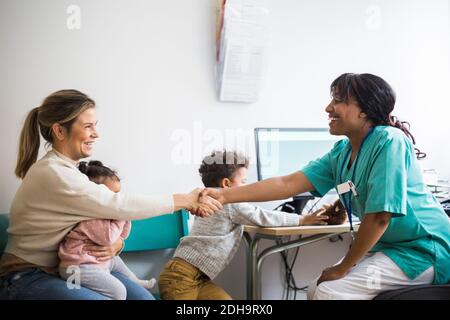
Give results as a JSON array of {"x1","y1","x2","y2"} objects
[{"x1": 83, "y1": 141, "x2": 95, "y2": 151}]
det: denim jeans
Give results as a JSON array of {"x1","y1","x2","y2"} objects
[{"x1": 0, "y1": 268, "x2": 155, "y2": 300}]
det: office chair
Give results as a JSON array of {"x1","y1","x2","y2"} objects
[{"x1": 374, "y1": 283, "x2": 450, "y2": 300}]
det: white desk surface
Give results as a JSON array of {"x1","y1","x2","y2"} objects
[{"x1": 243, "y1": 222, "x2": 360, "y2": 236}]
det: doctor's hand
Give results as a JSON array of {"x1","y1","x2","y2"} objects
[
  {"x1": 199, "y1": 188, "x2": 226, "y2": 206},
  {"x1": 186, "y1": 188, "x2": 223, "y2": 217},
  {"x1": 317, "y1": 264, "x2": 349, "y2": 285}
]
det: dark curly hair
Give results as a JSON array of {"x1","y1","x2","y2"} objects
[
  {"x1": 199, "y1": 150, "x2": 249, "y2": 187},
  {"x1": 78, "y1": 160, "x2": 119, "y2": 184}
]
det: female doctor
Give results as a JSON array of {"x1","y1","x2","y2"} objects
[{"x1": 200, "y1": 73, "x2": 450, "y2": 299}]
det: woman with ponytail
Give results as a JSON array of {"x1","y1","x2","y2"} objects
[
  {"x1": 0, "y1": 90, "x2": 221, "y2": 300},
  {"x1": 200, "y1": 73, "x2": 450, "y2": 299}
]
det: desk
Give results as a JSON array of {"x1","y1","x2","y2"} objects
[{"x1": 242, "y1": 222, "x2": 360, "y2": 300}]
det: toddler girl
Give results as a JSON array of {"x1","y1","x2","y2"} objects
[{"x1": 58, "y1": 160, "x2": 156, "y2": 300}]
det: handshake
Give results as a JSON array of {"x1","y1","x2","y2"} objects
[{"x1": 182, "y1": 188, "x2": 225, "y2": 217}]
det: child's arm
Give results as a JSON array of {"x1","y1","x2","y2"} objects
[
  {"x1": 228, "y1": 203, "x2": 296, "y2": 227},
  {"x1": 120, "y1": 221, "x2": 131, "y2": 239},
  {"x1": 77, "y1": 219, "x2": 128, "y2": 246},
  {"x1": 229, "y1": 203, "x2": 328, "y2": 227}
]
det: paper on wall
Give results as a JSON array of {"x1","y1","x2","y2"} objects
[{"x1": 216, "y1": 0, "x2": 270, "y2": 103}]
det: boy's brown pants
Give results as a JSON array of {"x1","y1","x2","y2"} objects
[{"x1": 158, "y1": 257, "x2": 232, "y2": 300}]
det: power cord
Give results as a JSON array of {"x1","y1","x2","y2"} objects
[
  {"x1": 306, "y1": 197, "x2": 322, "y2": 213},
  {"x1": 274, "y1": 198, "x2": 324, "y2": 299},
  {"x1": 277, "y1": 237, "x2": 309, "y2": 300},
  {"x1": 274, "y1": 196, "x2": 345, "y2": 299}
]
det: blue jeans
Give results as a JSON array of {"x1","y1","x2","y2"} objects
[{"x1": 0, "y1": 268, "x2": 155, "y2": 300}]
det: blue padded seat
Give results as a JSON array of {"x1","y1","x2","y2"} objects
[{"x1": 0, "y1": 214, "x2": 9, "y2": 258}]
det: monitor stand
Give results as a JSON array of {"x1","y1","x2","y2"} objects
[{"x1": 292, "y1": 193, "x2": 315, "y2": 214}]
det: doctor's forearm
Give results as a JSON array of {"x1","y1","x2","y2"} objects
[
  {"x1": 222, "y1": 171, "x2": 314, "y2": 203},
  {"x1": 339, "y1": 212, "x2": 391, "y2": 271}
]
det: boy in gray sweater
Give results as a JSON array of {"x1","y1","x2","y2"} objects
[{"x1": 158, "y1": 150, "x2": 328, "y2": 300}]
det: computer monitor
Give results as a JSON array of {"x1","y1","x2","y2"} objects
[
  {"x1": 255, "y1": 128, "x2": 342, "y2": 212},
  {"x1": 255, "y1": 128, "x2": 342, "y2": 181}
]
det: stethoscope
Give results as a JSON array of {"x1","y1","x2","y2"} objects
[{"x1": 337, "y1": 128, "x2": 374, "y2": 240}]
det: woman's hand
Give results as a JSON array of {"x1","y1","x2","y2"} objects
[
  {"x1": 185, "y1": 188, "x2": 223, "y2": 217},
  {"x1": 317, "y1": 264, "x2": 349, "y2": 285},
  {"x1": 84, "y1": 237, "x2": 124, "y2": 262},
  {"x1": 300, "y1": 208, "x2": 329, "y2": 225}
]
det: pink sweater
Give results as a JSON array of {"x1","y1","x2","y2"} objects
[{"x1": 58, "y1": 219, "x2": 131, "y2": 268}]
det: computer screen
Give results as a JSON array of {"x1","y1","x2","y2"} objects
[{"x1": 255, "y1": 128, "x2": 342, "y2": 181}]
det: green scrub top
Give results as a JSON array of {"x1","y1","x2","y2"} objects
[{"x1": 301, "y1": 125, "x2": 450, "y2": 285}]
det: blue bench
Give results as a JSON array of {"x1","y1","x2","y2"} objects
[
  {"x1": 124, "y1": 210, "x2": 189, "y2": 252},
  {"x1": 0, "y1": 214, "x2": 8, "y2": 258}
]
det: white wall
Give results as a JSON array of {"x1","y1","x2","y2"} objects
[{"x1": 1, "y1": 0, "x2": 449, "y2": 299}]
